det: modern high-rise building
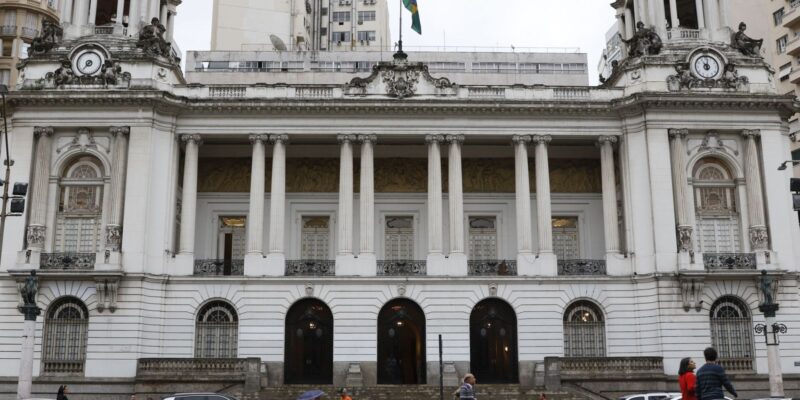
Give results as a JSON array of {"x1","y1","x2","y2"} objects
[
  {"x1": 0, "y1": 0, "x2": 60, "y2": 88},
  {"x1": 211, "y1": 0, "x2": 391, "y2": 52}
]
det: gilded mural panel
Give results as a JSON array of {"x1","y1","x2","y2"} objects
[
  {"x1": 546, "y1": 159, "x2": 602, "y2": 193},
  {"x1": 286, "y1": 158, "x2": 340, "y2": 192},
  {"x1": 374, "y1": 158, "x2": 428, "y2": 193},
  {"x1": 198, "y1": 158, "x2": 254, "y2": 193}
]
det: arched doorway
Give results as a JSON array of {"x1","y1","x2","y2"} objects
[
  {"x1": 470, "y1": 298, "x2": 518, "y2": 383},
  {"x1": 377, "y1": 299, "x2": 426, "y2": 384},
  {"x1": 284, "y1": 298, "x2": 333, "y2": 384}
]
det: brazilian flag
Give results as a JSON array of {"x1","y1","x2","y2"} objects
[{"x1": 403, "y1": 0, "x2": 421, "y2": 34}]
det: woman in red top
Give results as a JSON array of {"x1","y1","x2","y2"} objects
[{"x1": 678, "y1": 357, "x2": 697, "y2": 400}]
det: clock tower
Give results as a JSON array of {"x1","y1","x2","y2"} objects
[{"x1": 605, "y1": 0, "x2": 774, "y2": 96}]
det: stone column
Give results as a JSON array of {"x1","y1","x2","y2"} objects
[
  {"x1": 115, "y1": 0, "x2": 125, "y2": 27},
  {"x1": 178, "y1": 134, "x2": 201, "y2": 255},
  {"x1": 624, "y1": 8, "x2": 635, "y2": 39},
  {"x1": 62, "y1": 0, "x2": 75, "y2": 23},
  {"x1": 74, "y1": 0, "x2": 89, "y2": 26},
  {"x1": 718, "y1": 0, "x2": 730, "y2": 29},
  {"x1": 26, "y1": 127, "x2": 54, "y2": 252},
  {"x1": 247, "y1": 134, "x2": 268, "y2": 256},
  {"x1": 512, "y1": 135, "x2": 533, "y2": 255},
  {"x1": 669, "y1": 0, "x2": 679, "y2": 28},
  {"x1": 696, "y1": 0, "x2": 706, "y2": 29},
  {"x1": 159, "y1": 4, "x2": 168, "y2": 27},
  {"x1": 704, "y1": 0, "x2": 719, "y2": 31},
  {"x1": 426, "y1": 135, "x2": 444, "y2": 256},
  {"x1": 166, "y1": 11, "x2": 175, "y2": 41},
  {"x1": 634, "y1": 0, "x2": 646, "y2": 25},
  {"x1": 88, "y1": 0, "x2": 98, "y2": 24},
  {"x1": 598, "y1": 136, "x2": 620, "y2": 254},
  {"x1": 742, "y1": 130, "x2": 768, "y2": 250},
  {"x1": 265, "y1": 135, "x2": 288, "y2": 276},
  {"x1": 668, "y1": 129, "x2": 693, "y2": 254},
  {"x1": 654, "y1": 0, "x2": 667, "y2": 36},
  {"x1": 358, "y1": 135, "x2": 376, "y2": 256},
  {"x1": 533, "y1": 135, "x2": 553, "y2": 255},
  {"x1": 447, "y1": 135, "x2": 465, "y2": 256},
  {"x1": 337, "y1": 135, "x2": 355, "y2": 256},
  {"x1": 105, "y1": 127, "x2": 129, "y2": 254},
  {"x1": 128, "y1": 0, "x2": 139, "y2": 30}
]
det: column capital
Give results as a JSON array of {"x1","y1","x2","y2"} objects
[
  {"x1": 33, "y1": 127, "x2": 54, "y2": 138},
  {"x1": 109, "y1": 126, "x2": 130, "y2": 137},
  {"x1": 269, "y1": 134, "x2": 289, "y2": 144},
  {"x1": 742, "y1": 129, "x2": 761, "y2": 139},
  {"x1": 357, "y1": 134, "x2": 377, "y2": 144},
  {"x1": 511, "y1": 135, "x2": 532, "y2": 145},
  {"x1": 531, "y1": 135, "x2": 552, "y2": 145},
  {"x1": 249, "y1": 134, "x2": 269, "y2": 144},
  {"x1": 668, "y1": 128, "x2": 689, "y2": 139},
  {"x1": 597, "y1": 136, "x2": 619, "y2": 146},
  {"x1": 180, "y1": 134, "x2": 203, "y2": 145},
  {"x1": 337, "y1": 134, "x2": 357, "y2": 143},
  {"x1": 445, "y1": 134, "x2": 465, "y2": 144},
  {"x1": 425, "y1": 134, "x2": 445, "y2": 144}
]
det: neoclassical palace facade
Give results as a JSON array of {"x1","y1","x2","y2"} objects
[{"x1": 1, "y1": 0, "x2": 799, "y2": 398}]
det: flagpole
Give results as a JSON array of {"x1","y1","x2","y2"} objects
[{"x1": 398, "y1": 0, "x2": 403, "y2": 54}]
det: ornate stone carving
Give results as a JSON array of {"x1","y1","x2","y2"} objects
[
  {"x1": 732, "y1": 22, "x2": 763, "y2": 58},
  {"x1": 621, "y1": 22, "x2": 662, "y2": 57},
  {"x1": 702, "y1": 253, "x2": 756, "y2": 270},
  {"x1": 377, "y1": 260, "x2": 426, "y2": 276},
  {"x1": 26, "y1": 225, "x2": 46, "y2": 248},
  {"x1": 445, "y1": 134, "x2": 465, "y2": 144},
  {"x1": 137, "y1": 17, "x2": 175, "y2": 61},
  {"x1": 193, "y1": 259, "x2": 244, "y2": 276},
  {"x1": 34, "y1": 126, "x2": 54, "y2": 138},
  {"x1": 305, "y1": 283, "x2": 315, "y2": 297},
  {"x1": 668, "y1": 128, "x2": 689, "y2": 139},
  {"x1": 45, "y1": 58, "x2": 131, "y2": 88},
  {"x1": 285, "y1": 260, "x2": 335, "y2": 276},
  {"x1": 109, "y1": 126, "x2": 130, "y2": 137},
  {"x1": 30, "y1": 20, "x2": 63, "y2": 55},
  {"x1": 677, "y1": 225, "x2": 693, "y2": 252},
  {"x1": 667, "y1": 63, "x2": 748, "y2": 91},
  {"x1": 382, "y1": 66, "x2": 420, "y2": 99},
  {"x1": 269, "y1": 134, "x2": 289, "y2": 144},
  {"x1": 741, "y1": 129, "x2": 761, "y2": 139},
  {"x1": 397, "y1": 283, "x2": 407, "y2": 296},
  {"x1": 198, "y1": 158, "x2": 254, "y2": 193},
  {"x1": 374, "y1": 158, "x2": 427, "y2": 193},
  {"x1": 758, "y1": 270, "x2": 777, "y2": 308},
  {"x1": 467, "y1": 260, "x2": 517, "y2": 276},
  {"x1": 679, "y1": 277, "x2": 704, "y2": 312},
  {"x1": 105, "y1": 225, "x2": 122, "y2": 252},
  {"x1": 597, "y1": 136, "x2": 619, "y2": 146},
  {"x1": 94, "y1": 278, "x2": 120, "y2": 313},
  {"x1": 180, "y1": 134, "x2": 203, "y2": 146},
  {"x1": 488, "y1": 283, "x2": 498, "y2": 297},
  {"x1": 249, "y1": 134, "x2": 269, "y2": 144},
  {"x1": 425, "y1": 134, "x2": 444, "y2": 144},
  {"x1": 287, "y1": 159, "x2": 339, "y2": 192},
  {"x1": 357, "y1": 134, "x2": 377, "y2": 144},
  {"x1": 337, "y1": 134, "x2": 357, "y2": 143},
  {"x1": 531, "y1": 135, "x2": 552, "y2": 145},
  {"x1": 344, "y1": 60, "x2": 456, "y2": 98},
  {"x1": 100, "y1": 60, "x2": 130, "y2": 86},
  {"x1": 749, "y1": 226, "x2": 769, "y2": 250},
  {"x1": 511, "y1": 135, "x2": 531, "y2": 145},
  {"x1": 557, "y1": 259, "x2": 607, "y2": 275},
  {"x1": 40, "y1": 253, "x2": 96, "y2": 270}
]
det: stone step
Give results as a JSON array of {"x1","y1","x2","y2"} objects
[{"x1": 256, "y1": 385, "x2": 586, "y2": 400}]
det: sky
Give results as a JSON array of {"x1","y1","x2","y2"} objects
[{"x1": 173, "y1": 0, "x2": 617, "y2": 84}]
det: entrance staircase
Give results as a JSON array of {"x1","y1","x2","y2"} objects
[{"x1": 255, "y1": 385, "x2": 587, "y2": 400}]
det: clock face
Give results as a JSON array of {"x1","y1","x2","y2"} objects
[
  {"x1": 74, "y1": 51, "x2": 104, "y2": 76},
  {"x1": 692, "y1": 54, "x2": 721, "y2": 79}
]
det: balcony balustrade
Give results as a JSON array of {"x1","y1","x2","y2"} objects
[
  {"x1": 20, "y1": 27, "x2": 38, "y2": 39},
  {"x1": 703, "y1": 253, "x2": 756, "y2": 270},
  {"x1": 94, "y1": 26, "x2": 115, "y2": 35},
  {"x1": 666, "y1": 28, "x2": 701, "y2": 41},
  {"x1": 286, "y1": 260, "x2": 335, "y2": 276},
  {"x1": 42, "y1": 360, "x2": 84, "y2": 375},
  {"x1": 556, "y1": 356, "x2": 663, "y2": 375},
  {"x1": 40, "y1": 253, "x2": 96, "y2": 270},
  {"x1": 557, "y1": 259, "x2": 606, "y2": 276},
  {"x1": 377, "y1": 260, "x2": 426, "y2": 276},
  {"x1": 0, "y1": 25, "x2": 17, "y2": 36},
  {"x1": 719, "y1": 357, "x2": 754, "y2": 372},
  {"x1": 194, "y1": 259, "x2": 244, "y2": 276},
  {"x1": 137, "y1": 358, "x2": 258, "y2": 378},
  {"x1": 467, "y1": 260, "x2": 517, "y2": 276}
]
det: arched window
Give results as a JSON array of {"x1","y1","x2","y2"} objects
[
  {"x1": 693, "y1": 158, "x2": 741, "y2": 253},
  {"x1": 710, "y1": 296, "x2": 754, "y2": 371},
  {"x1": 42, "y1": 297, "x2": 89, "y2": 374},
  {"x1": 55, "y1": 157, "x2": 105, "y2": 253},
  {"x1": 195, "y1": 300, "x2": 239, "y2": 358},
  {"x1": 563, "y1": 300, "x2": 606, "y2": 357}
]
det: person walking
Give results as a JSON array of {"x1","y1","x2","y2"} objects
[
  {"x1": 339, "y1": 388, "x2": 352, "y2": 400},
  {"x1": 459, "y1": 373, "x2": 477, "y2": 400},
  {"x1": 695, "y1": 347, "x2": 738, "y2": 400},
  {"x1": 678, "y1": 357, "x2": 697, "y2": 400},
  {"x1": 56, "y1": 385, "x2": 69, "y2": 400}
]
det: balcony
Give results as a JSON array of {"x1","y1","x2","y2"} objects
[
  {"x1": 666, "y1": 28, "x2": 702, "y2": 41},
  {"x1": 790, "y1": 67, "x2": 800, "y2": 84},
  {"x1": 557, "y1": 259, "x2": 606, "y2": 276},
  {"x1": 0, "y1": 25, "x2": 17, "y2": 37},
  {"x1": 783, "y1": 2, "x2": 800, "y2": 29},
  {"x1": 40, "y1": 253, "x2": 96, "y2": 270},
  {"x1": 42, "y1": 360, "x2": 84, "y2": 375},
  {"x1": 467, "y1": 260, "x2": 517, "y2": 276},
  {"x1": 377, "y1": 260, "x2": 426, "y2": 276},
  {"x1": 719, "y1": 357, "x2": 754, "y2": 372},
  {"x1": 194, "y1": 259, "x2": 243, "y2": 276},
  {"x1": 286, "y1": 260, "x2": 335, "y2": 276},
  {"x1": 20, "y1": 27, "x2": 38, "y2": 39},
  {"x1": 786, "y1": 36, "x2": 800, "y2": 57},
  {"x1": 703, "y1": 253, "x2": 756, "y2": 271},
  {"x1": 137, "y1": 358, "x2": 261, "y2": 381}
]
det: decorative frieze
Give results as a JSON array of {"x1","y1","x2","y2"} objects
[
  {"x1": 749, "y1": 226, "x2": 769, "y2": 250},
  {"x1": 703, "y1": 253, "x2": 757, "y2": 270},
  {"x1": 40, "y1": 253, "x2": 96, "y2": 270},
  {"x1": 676, "y1": 226, "x2": 694, "y2": 253},
  {"x1": 105, "y1": 225, "x2": 122, "y2": 252},
  {"x1": 467, "y1": 260, "x2": 517, "y2": 276},
  {"x1": 377, "y1": 260, "x2": 426, "y2": 276},
  {"x1": 25, "y1": 225, "x2": 46, "y2": 248},
  {"x1": 557, "y1": 259, "x2": 607, "y2": 276},
  {"x1": 194, "y1": 259, "x2": 244, "y2": 276},
  {"x1": 286, "y1": 260, "x2": 335, "y2": 276}
]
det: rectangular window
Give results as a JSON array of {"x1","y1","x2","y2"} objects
[
  {"x1": 792, "y1": 148, "x2": 800, "y2": 161},
  {"x1": 24, "y1": 12, "x2": 37, "y2": 29},
  {"x1": 357, "y1": 30, "x2": 376, "y2": 41},
  {"x1": 468, "y1": 216, "x2": 498, "y2": 260},
  {"x1": 55, "y1": 216, "x2": 100, "y2": 252},
  {"x1": 472, "y1": 62, "x2": 516, "y2": 73},
  {"x1": 358, "y1": 11, "x2": 376, "y2": 22},
  {"x1": 698, "y1": 218, "x2": 741, "y2": 253},
  {"x1": 428, "y1": 62, "x2": 466, "y2": 72},
  {"x1": 301, "y1": 216, "x2": 330, "y2": 260},
  {"x1": 332, "y1": 11, "x2": 351, "y2": 22},
  {"x1": 0, "y1": 70, "x2": 9, "y2": 86},
  {"x1": 779, "y1": 62, "x2": 792, "y2": 81},
  {"x1": 218, "y1": 216, "x2": 246, "y2": 260},
  {"x1": 777, "y1": 35, "x2": 788, "y2": 54},
  {"x1": 3, "y1": 11, "x2": 16, "y2": 26},
  {"x1": 384, "y1": 216, "x2": 414, "y2": 260},
  {"x1": 774, "y1": 8, "x2": 785, "y2": 25},
  {"x1": 332, "y1": 31, "x2": 351, "y2": 43},
  {"x1": 552, "y1": 217, "x2": 580, "y2": 260}
]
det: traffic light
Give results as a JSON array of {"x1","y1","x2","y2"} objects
[
  {"x1": 9, "y1": 198, "x2": 24, "y2": 214},
  {"x1": 793, "y1": 178, "x2": 800, "y2": 212},
  {"x1": 12, "y1": 183, "x2": 27, "y2": 196}
]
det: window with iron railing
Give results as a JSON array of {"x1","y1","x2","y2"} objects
[
  {"x1": 693, "y1": 159, "x2": 742, "y2": 253},
  {"x1": 777, "y1": 35, "x2": 788, "y2": 54},
  {"x1": 468, "y1": 216, "x2": 497, "y2": 260},
  {"x1": 55, "y1": 158, "x2": 105, "y2": 253},
  {"x1": 710, "y1": 296, "x2": 754, "y2": 371},
  {"x1": 43, "y1": 298, "x2": 89, "y2": 374},
  {"x1": 563, "y1": 300, "x2": 605, "y2": 357},
  {"x1": 195, "y1": 301, "x2": 239, "y2": 358},
  {"x1": 774, "y1": 8, "x2": 785, "y2": 25},
  {"x1": 553, "y1": 217, "x2": 580, "y2": 260},
  {"x1": 384, "y1": 216, "x2": 414, "y2": 260}
]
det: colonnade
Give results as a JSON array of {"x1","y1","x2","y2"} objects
[
  {"x1": 59, "y1": 0, "x2": 177, "y2": 40},
  {"x1": 617, "y1": 0, "x2": 729, "y2": 40}
]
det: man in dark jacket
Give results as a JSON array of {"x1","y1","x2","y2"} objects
[{"x1": 695, "y1": 347, "x2": 738, "y2": 400}]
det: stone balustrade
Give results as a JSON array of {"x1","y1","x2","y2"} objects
[
  {"x1": 703, "y1": 253, "x2": 757, "y2": 270},
  {"x1": 40, "y1": 252, "x2": 96, "y2": 270},
  {"x1": 467, "y1": 260, "x2": 518, "y2": 276},
  {"x1": 557, "y1": 259, "x2": 607, "y2": 276},
  {"x1": 377, "y1": 260, "x2": 426, "y2": 276}
]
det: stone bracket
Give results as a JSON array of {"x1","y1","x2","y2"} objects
[
  {"x1": 679, "y1": 276, "x2": 704, "y2": 312},
  {"x1": 94, "y1": 277, "x2": 120, "y2": 313}
]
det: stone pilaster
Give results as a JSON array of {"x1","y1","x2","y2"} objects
[
  {"x1": 512, "y1": 135, "x2": 533, "y2": 255},
  {"x1": 598, "y1": 136, "x2": 620, "y2": 254},
  {"x1": 668, "y1": 128, "x2": 693, "y2": 253},
  {"x1": 533, "y1": 135, "x2": 553, "y2": 254},
  {"x1": 247, "y1": 134, "x2": 269, "y2": 256},
  {"x1": 742, "y1": 130, "x2": 769, "y2": 250},
  {"x1": 358, "y1": 135, "x2": 377, "y2": 256},
  {"x1": 446, "y1": 134, "x2": 465, "y2": 255},
  {"x1": 426, "y1": 135, "x2": 444, "y2": 256},
  {"x1": 26, "y1": 127, "x2": 54, "y2": 251},
  {"x1": 106, "y1": 126, "x2": 129, "y2": 253},
  {"x1": 178, "y1": 134, "x2": 202, "y2": 255}
]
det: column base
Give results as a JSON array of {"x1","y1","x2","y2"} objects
[
  {"x1": 16, "y1": 249, "x2": 40, "y2": 268},
  {"x1": 428, "y1": 253, "x2": 467, "y2": 276},
  {"x1": 173, "y1": 253, "x2": 195, "y2": 276},
  {"x1": 244, "y1": 253, "x2": 267, "y2": 276},
  {"x1": 425, "y1": 253, "x2": 446, "y2": 276},
  {"x1": 756, "y1": 250, "x2": 774, "y2": 269},
  {"x1": 355, "y1": 253, "x2": 377, "y2": 277},
  {"x1": 534, "y1": 252, "x2": 557, "y2": 277},
  {"x1": 265, "y1": 253, "x2": 286, "y2": 276},
  {"x1": 516, "y1": 252, "x2": 537, "y2": 277},
  {"x1": 606, "y1": 252, "x2": 632, "y2": 276},
  {"x1": 677, "y1": 251, "x2": 702, "y2": 271},
  {"x1": 335, "y1": 253, "x2": 358, "y2": 276},
  {"x1": 95, "y1": 251, "x2": 122, "y2": 271}
]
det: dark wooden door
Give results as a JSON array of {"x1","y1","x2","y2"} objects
[
  {"x1": 377, "y1": 299, "x2": 426, "y2": 384},
  {"x1": 470, "y1": 299, "x2": 518, "y2": 383},
  {"x1": 284, "y1": 299, "x2": 333, "y2": 384}
]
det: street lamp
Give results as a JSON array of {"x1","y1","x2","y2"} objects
[
  {"x1": 777, "y1": 160, "x2": 800, "y2": 170},
  {"x1": 0, "y1": 84, "x2": 28, "y2": 267},
  {"x1": 755, "y1": 270, "x2": 787, "y2": 398}
]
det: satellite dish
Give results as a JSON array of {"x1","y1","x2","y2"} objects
[{"x1": 270, "y1": 35, "x2": 287, "y2": 51}]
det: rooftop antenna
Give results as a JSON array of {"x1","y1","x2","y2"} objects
[{"x1": 270, "y1": 34, "x2": 287, "y2": 51}]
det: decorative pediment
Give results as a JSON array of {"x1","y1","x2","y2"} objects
[{"x1": 345, "y1": 53, "x2": 457, "y2": 98}]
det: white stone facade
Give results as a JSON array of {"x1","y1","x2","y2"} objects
[{"x1": 1, "y1": 0, "x2": 800, "y2": 393}]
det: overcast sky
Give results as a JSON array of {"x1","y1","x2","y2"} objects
[{"x1": 173, "y1": 0, "x2": 617, "y2": 84}]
